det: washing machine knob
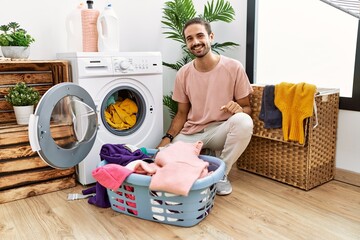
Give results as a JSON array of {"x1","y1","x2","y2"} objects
[{"x1": 120, "y1": 60, "x2": 131, "y2": 70}]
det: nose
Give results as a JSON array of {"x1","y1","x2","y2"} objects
[{"x1": 192, "y1": 38, "x2": 201, "y2": 47}]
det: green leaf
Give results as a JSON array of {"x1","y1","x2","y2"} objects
[
  {"x1": 163, "y1": 54, "x2": 193, "y2": 71},
  {"x1": 5, "y1": 82, "x2": 40, "y2": 106},
  {"x1": 162, "y1": 0, "x2": 197, "y2": 44},
  {"x1": 0, "y1": 22, "x2": 35, "y2": 46},
  {"x1": 163, "y1": 92, "x2": 178, "y2": 118},
  {"x1": 211, "y1": 42, "x2": 240, "y2": 54},
  {"x1": 203, "y1": 0, "x2": 235, "y2": 23}
]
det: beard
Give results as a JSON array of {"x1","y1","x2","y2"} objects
[{"x1": 190, "y1": 43, "x2": 210, "y2": 58}]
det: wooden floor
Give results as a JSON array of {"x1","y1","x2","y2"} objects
[{"x1": 1, "y1": 168, "x2": 360, "y2": 240}]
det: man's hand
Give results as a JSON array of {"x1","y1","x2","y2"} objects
[
  {"x1": 220, "y1": 101, "x2": 243, "y2": 114},
  {"x1": 156, "y1": 137, "x2": 171, "y2": 149}
]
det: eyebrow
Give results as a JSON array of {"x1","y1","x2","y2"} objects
[{"x1": 186, "y1": 32, "x2": 205, "y2": 39}]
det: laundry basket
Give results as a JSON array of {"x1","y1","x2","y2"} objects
[
  {"x1": 98, "y1": 149, "x2": 225, "y2": 227},
  {"x1": 237, "y1": 85, "x2": 339, "y2": 190}
]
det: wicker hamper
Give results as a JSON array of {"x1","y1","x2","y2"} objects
[
  {"x1": 100, "y1": 149, "x2": 225, "y2": 227},
  {"x1": 237, "y1": 85, "x2": 339, "y2": 190}
]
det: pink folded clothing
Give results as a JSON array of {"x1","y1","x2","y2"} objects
[
  {"x1": 92, "y1": 164, "x2": 133, "y2": 191},
  {"x1": 150, "y1": 141, "x2": 209, "y2": 196}
]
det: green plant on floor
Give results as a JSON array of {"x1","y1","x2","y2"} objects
[
  {"x1": 161, "y1": 0, "x2": 239, "y2": 118},
  {"x1": 5, "y1": 82, "x2": 40, "y2": 106},
  {"x1": 0, "y1": 22, "x2": 35, "y2": 46}
]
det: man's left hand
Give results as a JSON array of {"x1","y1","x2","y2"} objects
[{"x1": 220, "y1": 101, "x2": 243, "y2": 114}]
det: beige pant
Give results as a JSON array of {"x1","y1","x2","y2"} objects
[{"x1": 173, "y1": 112, "x2": 253, "y2": 175}]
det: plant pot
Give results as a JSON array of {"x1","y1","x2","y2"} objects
[
  {"x1": 1, "y1": 46, "x2": 30, "y2": 59},
  {"x1": 13, "y1": 105, "x2": 34, "y2": 125}
]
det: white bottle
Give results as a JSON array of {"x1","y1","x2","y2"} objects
[
  {"x1": 66, "y1": 3, "x2": 85, "y2": 52},
  {"x1": 97, "y1": 4, "x2": 120, "y2": 52}
]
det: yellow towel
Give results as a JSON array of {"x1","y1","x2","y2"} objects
[
  {"x1": 274, "y1": 82, "x2": 316, "y2": 144},
  {"x1": 105, "y1": 98, "x2": 138, "y2": 130}
]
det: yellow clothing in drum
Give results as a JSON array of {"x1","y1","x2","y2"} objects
[{"x1": 105, "y1": 98, "x2": 138, "y2": 130}]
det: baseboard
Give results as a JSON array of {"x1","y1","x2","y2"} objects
[{"x1": 335, "y1": 168, "x2": 360, "y2": 187}]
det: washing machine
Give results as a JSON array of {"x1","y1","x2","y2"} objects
[{"x1": 28, "y1": 52, "x2": 163, "y2": 185}]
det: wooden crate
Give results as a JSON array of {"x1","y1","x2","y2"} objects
[
  {"x1": 0, "y1": 60, "x2": 76, "y2": 203},
  {"x1": 0, "y1": 60, "x2": 70, "y2": 124},
  {"x1": 0, "y1": 123, "x2": 77, "y2": 203}
]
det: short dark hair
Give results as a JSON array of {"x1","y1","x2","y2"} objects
[{"x1": 182, "y1": 17, "x2": 212, "y2": 38}]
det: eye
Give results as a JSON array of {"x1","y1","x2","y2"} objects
[{"x1": 197, "y1": 33, "x2": 205, "y2": 39}]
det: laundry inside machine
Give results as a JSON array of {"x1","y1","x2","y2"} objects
[{"x1": 28, "y1": 52, "x2": 165, "y2": 185}]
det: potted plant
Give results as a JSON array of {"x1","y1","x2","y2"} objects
[
  {"x1": 161, "y1": 0, "x2": 239, "y2": 118},
  {"x1": 5, "y1": 82, "x2": 41, "y2": 125},
  {"x1": 0, "y1": 22, "x2": 35, "y2": 59}
]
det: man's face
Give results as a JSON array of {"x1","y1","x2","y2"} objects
[{"x1": 184, "y1": 23, "x2": 214, "y2": 58}]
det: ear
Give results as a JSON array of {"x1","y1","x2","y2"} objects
[{"x1": 209, "y1": 32, "x2": 214, "y2": 42}]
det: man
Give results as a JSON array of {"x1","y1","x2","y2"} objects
[{"x1": 157, "y1": 17, "x2": 253, "y2": 195}]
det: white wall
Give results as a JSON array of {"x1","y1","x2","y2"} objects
[
  {"x1": 0, "y1": 0, "x2": 165, "y2": 58},
  {"x1": 336, "y1": 110, "x2": 360, "y2": 172},
  {"x1": 1, "y1": 0, "x2": 358, "y2": 174}
]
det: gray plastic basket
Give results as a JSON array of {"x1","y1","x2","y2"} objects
[{"x1": 99, "y1": 148, "x2": 225, "y2": 227}]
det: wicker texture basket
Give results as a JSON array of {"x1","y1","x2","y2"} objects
[{"x1": 237, "y1": 85, "x2": 339, "y2": 190}]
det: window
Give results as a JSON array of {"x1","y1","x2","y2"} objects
[{"x1": 246, "y1": 0, "x2": 360, "y2": 111}]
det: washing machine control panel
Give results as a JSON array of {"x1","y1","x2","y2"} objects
[{"x1": 112, "y1": 56, "x2": 162, "y2": 75}]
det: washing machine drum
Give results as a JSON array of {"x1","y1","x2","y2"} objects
[{"x1": 28, "y1": 82, "x2": 98, "y2": 169}]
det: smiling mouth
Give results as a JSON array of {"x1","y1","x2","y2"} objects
[{"x1": 191, "y1": 44, "x2": 204, "y2": 51}]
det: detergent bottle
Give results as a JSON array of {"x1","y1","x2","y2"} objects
[
  {"x1": 97, "y1": 4, "x2": 120, "y2": 52},
  {"x1": 81, "y1": 0, "x2": 99, "y2": 52},
  {"x1": 66, "y1": 3, "x2": 85, "y2": 52}
]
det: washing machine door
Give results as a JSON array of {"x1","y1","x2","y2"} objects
[{"x1": 28, "y1": 82, "x2": 98, "y2": 169}]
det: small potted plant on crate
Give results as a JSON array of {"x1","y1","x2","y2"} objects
[
  {"x1": 0, "y1": 22, "x2": 35, "y2": 59},
  {"x1": 5, "y1": 82, "x2": 40, "y2": 125}
]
